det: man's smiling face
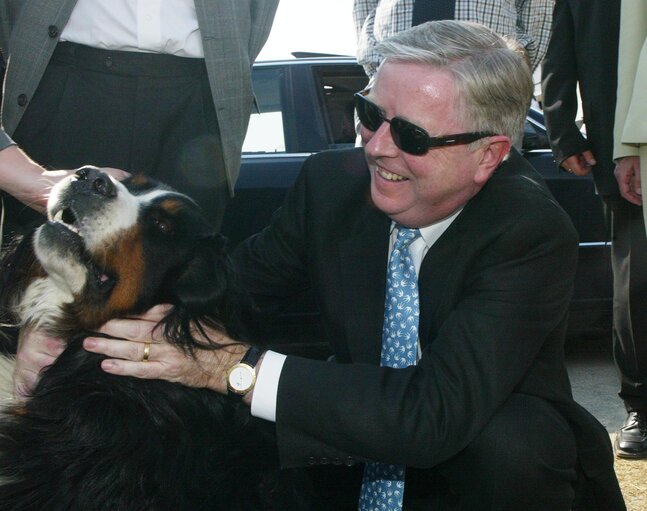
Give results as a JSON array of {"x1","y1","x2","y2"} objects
[{"x1": 360, "y1": 60, "x2": 502, "y2": 228}]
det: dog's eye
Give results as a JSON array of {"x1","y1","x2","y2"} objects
[{"x1": 154, "y1": 218, "x2": 172, "y2": 235}]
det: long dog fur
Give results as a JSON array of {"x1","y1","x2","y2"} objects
[{"x1": 0, "y1": 169, "x2": 307, "y2": 510}]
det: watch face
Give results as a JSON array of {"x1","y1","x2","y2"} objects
[{"x1": 228, "y1": 365, "x2": 255, "y2": 393}]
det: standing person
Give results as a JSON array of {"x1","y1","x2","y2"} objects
[
  {"x1": 612, "y1": 0, "x2": 647, "y2": 460},
  {"x1": 0, "y1": 0, "x2": 279, "y2": 234},
  {"x1": 66, "y1": 21, "x2": 626, "y2": 510},
  {"x1": 353, "y1": 0, "x2": 553, "y2": 80},
  {"x1": 540, "y1": 0, "x2": 647, "y2": 461}
]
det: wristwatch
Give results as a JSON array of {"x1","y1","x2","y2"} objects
[{"x1": 226, "y1": 346, "x2": 262, "y2": 400}]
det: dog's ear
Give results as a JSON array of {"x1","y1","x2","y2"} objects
[
  {"x1": 164, "y1": 233, "x2": 253, "y2": 350},
  {"x1": 0, "y1": 232, "x2": 42, "y2": 353},
  {"x1": 171, "y1": 234, "x2": 234, "y2": 314}
]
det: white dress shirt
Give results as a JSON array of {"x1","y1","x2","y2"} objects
[
  {"x1": 251, "y1": 209, "x2": 463, "y2": 422},
  {"x1": 61, "y1": 0, "x2": 204, "y2": 58}
]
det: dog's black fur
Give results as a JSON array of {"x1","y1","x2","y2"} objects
[{"x1": 0, "y1": 168, "x2": 306, "y2": 510}]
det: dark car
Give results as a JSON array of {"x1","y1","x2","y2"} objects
[{"x1": 221, "y1": 56, "x2": 612, "y2": 353}]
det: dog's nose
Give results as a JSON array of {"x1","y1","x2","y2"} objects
[{"x1": 75, "y1": 166, "x2": 117, "y2": 198}]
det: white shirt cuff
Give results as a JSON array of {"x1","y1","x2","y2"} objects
[{"x1": 250, "y1": 350, "x2": 286, "y2": 422}]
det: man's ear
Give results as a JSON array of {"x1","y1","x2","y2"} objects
[{"x1": 474, "y1": 135, "x2": 512, "y2": 185}]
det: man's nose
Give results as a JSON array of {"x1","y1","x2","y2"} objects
[{"x1": 363, "y1": 122, "x2": 399, "y2": 157}]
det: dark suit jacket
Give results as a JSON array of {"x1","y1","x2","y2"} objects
[
  {"x1": 541, "y1": 0, "x2": 620, "y2": 196},
  {"x1": 235, "y1": 148, "x2": 624, "y2": 508}
]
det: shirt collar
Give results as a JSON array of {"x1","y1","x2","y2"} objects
[{"x1": 390, "y1": 207, "x2": 463, "y2": 249}]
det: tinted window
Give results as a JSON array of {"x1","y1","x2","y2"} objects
[
  {"x1": 244, "y1": 67, "x2": 286, "y2": 153},
  {"x1": 313, "y1": 65, "x2": 369, "y2": 148}
]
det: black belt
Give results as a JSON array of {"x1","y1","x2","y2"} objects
[{"x1": 51, "y1": 41, "x2": 206, "y2": 78}]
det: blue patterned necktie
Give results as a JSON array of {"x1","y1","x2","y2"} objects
[{"x1": 358, "y1": 226, "x2": 422, "y2": 511}]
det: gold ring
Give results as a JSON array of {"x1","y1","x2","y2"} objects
[{"x1": 142, "y1": 342, "x2": 151, "y2": 362}]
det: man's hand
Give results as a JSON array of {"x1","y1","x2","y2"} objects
[
  {"x1": 83, "y1": 305, "x2": 247, "y2": 395},
  {"x1": 614, "y1": 156, "x2": 642, "y2": 206},
  {"x1": 561, "y1": 151, "x2": 596, "y2": 176},
  {"x1": 13, "y1": 326, "x2": 65, "y2": 399}
]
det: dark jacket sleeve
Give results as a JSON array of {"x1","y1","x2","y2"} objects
[{"x1": 541, "y1": 0, "x2": 588, "y2": 165}]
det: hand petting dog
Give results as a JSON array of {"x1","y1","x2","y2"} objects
[
  {"x1": 86, "y1": 305, "x2": 251, "y2": 395},
  {"x1": 16, "y1": 304, "x2": 253, "y2": 401}
]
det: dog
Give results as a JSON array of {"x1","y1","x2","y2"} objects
[{"x1": 0, "y1": 168, "x2": 305, "y2": 510}]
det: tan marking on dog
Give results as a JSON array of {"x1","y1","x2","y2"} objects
[
  {"x1": 107, "y1": 227, "x2": 145, "y2": 313},
  {"x1": 159, "y1": 198, "x2": 183, "y2": 214},
  {"x1": 129, "y1": 174, "x2": 150, "y2": 186},
  {"x1": 90, "y1": 226, "x2": 146, "y2": 318}
]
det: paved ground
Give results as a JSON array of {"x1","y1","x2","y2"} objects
[
  {"x1": 567, "y1": 341, "x2": 647, "y2": 511},
  {"x1": 565, "y1": 340, "x2": 626, "y2": 433}
]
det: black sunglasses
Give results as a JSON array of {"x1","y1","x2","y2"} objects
[{"x1": 354, "y1": 90, "x2": 495, "y2": 156}]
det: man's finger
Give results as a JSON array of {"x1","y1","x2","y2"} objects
[{"x1": 100, "y1": 359, "x2": 165, "y2": 379}]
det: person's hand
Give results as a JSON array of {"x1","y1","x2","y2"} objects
[
  {"x1": 83, "y1": 305, "x2": 247, "y2": 394},
  {"x1": 560, "y1": 151, "x2": 596, "y2": 176},
  {"x1": 13, "y1": 326, "x2": 65, "y2": 399},
  {"x1": 614, "y1": 156, "x2": 642, "y2": 206},
  {"x1": 0, "y1": 144, "x2": 131, "y2": 213}
]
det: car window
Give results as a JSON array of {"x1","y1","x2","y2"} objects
[
  {"x1": 522, "y1": 107, "x2": 551, "y2": 152},
  {"x1": 244, "y1": 67, "x2": 286, "y2": 153},
  {"x1": 313, "y1": 65, "x2": 369, "y2": 148}
]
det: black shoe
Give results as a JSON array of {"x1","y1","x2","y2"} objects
[{"x1": 615, "y1": 411, "x2": 647, "y2": 459}]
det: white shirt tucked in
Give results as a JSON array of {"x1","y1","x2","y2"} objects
[{"x1": 61, "y1": 0, "x2": 204, "y2": 58}]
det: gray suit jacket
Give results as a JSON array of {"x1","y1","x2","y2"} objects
[
  {"x1": 0, "y1": 128, "x2": 11, "y2": 151},
  {"x1": 0, "y1": 0, "x2": 279, "y2": 194}
]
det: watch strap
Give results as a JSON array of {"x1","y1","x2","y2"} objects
[{"x1": 240, "y1": 345, "x2": 262, "y2": 368}]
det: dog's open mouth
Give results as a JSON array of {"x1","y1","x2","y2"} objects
[
  {"x1": 50, "y1": 206, "x2": 83, "y2": 237},
  {"x1": 43, "y1": 206, "x2": 116, "y2": 291}
]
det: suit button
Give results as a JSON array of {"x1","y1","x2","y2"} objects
[
  {"x1": 17, "y1": 94, "x2": 28, "y2": 107},
  {"x1": 307, "y1": 456, "x2": 317, "y2": 466},
  {"x1": 320, "y1": 457, "x2": 329, "y2": 465},
  {"x1": 104, "y1": 56, "x2": 113, "y2": 68},
  {"x1": 344, "y1": 456, "x2": 355, "y2": 467},
  {"x1": 332, "y1": 458, "x2": 343, "y2": 465},
  {"x1": 48, "y1": 25, "x2": 59, "y2": 38}
]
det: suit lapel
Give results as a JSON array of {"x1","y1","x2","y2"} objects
[
  {"x1": 336, "y1": 203, "x2": 468, "y2": 362},
  {"x1": 417, "y1": 212, "x2": 468, "y2": 349},
  {"x1": 338, "y1": 206, "x2": 391, "y2": 363}
]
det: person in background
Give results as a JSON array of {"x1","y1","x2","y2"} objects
[
  {"x1": 0, "y1": 0, "x2": 279, "y2": 235},
  {"x1": 353, "y1": 0, "x2": 553, "y2": 80},
  {"x1": 59, "y1": 20, "x2": 627, "y2": 510},
  {"x1": 612, "y1": 0, "x2": 647, "y2": 460}
]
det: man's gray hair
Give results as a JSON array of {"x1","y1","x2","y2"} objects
[{"x1": 375, "y1": 20, "x2": 533, "y2": 141}]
